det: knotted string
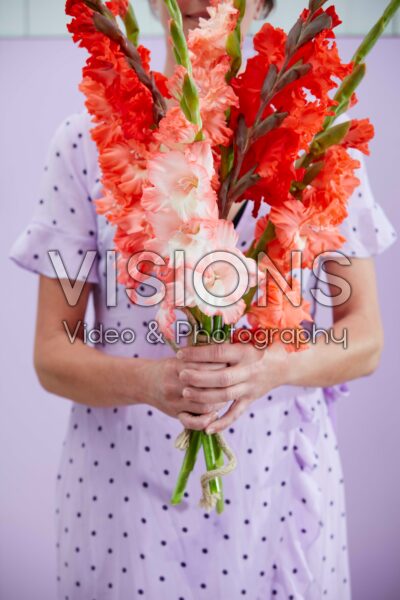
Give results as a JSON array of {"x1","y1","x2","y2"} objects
[{"x1": 174, "y1": 428, "x2": 237, "y2": 511}]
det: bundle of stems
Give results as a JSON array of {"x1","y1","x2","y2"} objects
[{"x1": 171, "y1": 313, "x2": 227, "y2": 514}]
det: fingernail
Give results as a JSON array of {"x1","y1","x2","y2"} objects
[
  {"x1": 182, "y1": 388, "x2": 191, "y2": 397},
  {"x1": 176, "y1": 350, "x2": 183, "y2": 359},
  {"x1": 206, "y1": 427, "x2": 215, "y2": 435}
]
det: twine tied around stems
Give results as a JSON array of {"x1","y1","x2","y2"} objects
[
  {"x1": 175, "y1": 428, "x2": 191, "y2": 450},
  {"x1": 175, "y1": 428, "x2": 237, "y2": 511}
]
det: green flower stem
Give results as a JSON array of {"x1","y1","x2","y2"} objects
[
  {"x1": 171, "y1": 308, "x2": 226, "y2": 511},
  {"x1": 226, "y1": 0, "x2": 246, "y2": 81},
  {"x1": 321, "y1": 63, "x2": 366, "y2": 132},
  {"x1": 202, "y1": 315, "x2": 213, "y2": 336},
  {"x1": 352, "y1": 0, "x2": 400, "y2": 65},
  {"x1": 213, "y1": 315, "x2": 224, "y2": 341},
  {"x1": 163, "y1": 0, "x2": 203, "y2": 131},
  {"x1": 294, "y1": 0, "x2": 399, "y2": 192},
  {"x1": 223, "y1": 323, "x2": 232, "y2": 339},
  {"x1": 323, "y1": 0, "x2": 399, "y2": 131},
  {"x1": 297, "y1": 120, "x2": 351, "y2": 170},
  {"x1": 201, "y1": 432, "x2": 222, "y2": 497},
  {"x1": 123, "y1": 3, "x2": 140, "y2": 46},
  {"x1": 171, "y1": 430, "x2": 202, "y2": 504},
  {"x1": 211, "y1": 434, "x2": 225, "y2": 514}
]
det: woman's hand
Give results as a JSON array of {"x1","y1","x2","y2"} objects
[
  {"x1": 141, "y1": 357, "x2": 230, "y2": 428},
  {"x1": 176, "y1": 342, "x2": 288, "y2": 434},
  {"x1": 34, "y1": 275, "x2": 230, "y2": 417},
  {"x1": 174, "y1": 257, "x2": 386, "y2": 434}
]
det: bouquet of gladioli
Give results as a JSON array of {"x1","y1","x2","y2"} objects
[{"x1": 66, "y1": 0, "x2": 399, "y2": 513}]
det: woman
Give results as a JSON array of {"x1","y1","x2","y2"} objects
[{"x1": 9, "y1": 1, "x2": 397, "y2": 599}]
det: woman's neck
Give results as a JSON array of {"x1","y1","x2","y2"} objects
[{"x1": 163, "y1": 41, "x2": 176, "y2": 78}]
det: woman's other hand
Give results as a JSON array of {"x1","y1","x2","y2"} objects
[{"x1": 176, "y1": 342, "x2": 288, "y2": 434}]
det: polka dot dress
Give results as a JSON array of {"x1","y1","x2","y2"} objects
[{"x1": 9, "y1": 111, "x2": 397, "y2": 600}]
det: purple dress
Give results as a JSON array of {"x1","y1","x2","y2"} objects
[{"x1": 10, "y1": 111, "x2": 397, "y2": 600}]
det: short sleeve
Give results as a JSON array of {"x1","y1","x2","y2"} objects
[
  {"x1": 338, "y1": 149, "x2": 397, "y2": 258},
  {"x1": 9, "y1": 112, "x2": 100, "y2": 283}
]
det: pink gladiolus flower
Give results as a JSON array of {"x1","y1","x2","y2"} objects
[
  {"x1": 141, "y1": 142, "x2": 219, "y2": 221},
  {"x1": 145, "y1": 215, "x2": 218, "y2": 265}
]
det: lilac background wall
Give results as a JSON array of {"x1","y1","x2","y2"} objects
[{"x1": 0, "y1": 37, "x2": 399, "y2": 600}]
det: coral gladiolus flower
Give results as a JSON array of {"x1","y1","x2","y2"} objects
[
  {"x1": 156, "y1": 106, "x2": 199, "y2": 149},
  {"x1": 267, "y1": 201, "x2": 346, "y2": 268},
  {"x1": 188, "y1": 0, "x2": 238, "y2": 64},
  {"x1": 248, "y1": 279, "x2": 312, "y2": 340},
  {"x1": 303, "y1": 145, "x2": 361, "y2": 226},
  {"x1": 187, "y1": 0, "x2": 239, "y2": 146},
  {"x1": 342, "y1": 119, "x2": 374, "y2": 155}
]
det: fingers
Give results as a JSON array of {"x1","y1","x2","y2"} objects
[
  {"x1": 178, "y1": 410, "x2": 219, "y2": 431},
  {"x1": 183, "y1": 383, "x2": 247, "y2": 404},
  {"x1": 185, "y1": 400, "x2": 227, "y2": 414},
  {"x1": 177, "y1": 343, "x2": 243, "y2": 365},
  {"x1": 205, "y1": 399, "x2": 248, "y2": 434},
  {"x1": 178, "y1": 361, "x2": 227, "y2": 373},
  {"x1": 179, "y1": 364, "x2": 248, "y2": 389}
]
